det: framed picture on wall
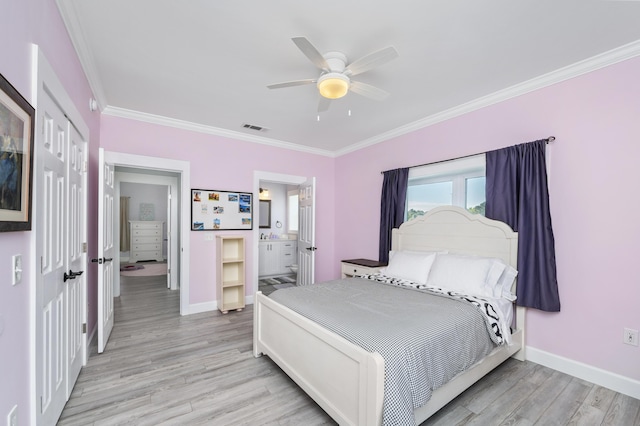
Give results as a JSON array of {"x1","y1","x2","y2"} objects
[
  {"x1": 0, "y1": 72, "x2": 35, "y2": 232},
  {"x1": 191, "y1": 189, "x2": 253, "y2": 230}
]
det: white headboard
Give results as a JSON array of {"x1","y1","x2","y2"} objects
[
  {"x1": 391, "y1": 206, "x2": 518, "y2": 270},
  {"x1": 392, "y1": 206, "x2": 525, "y2": 346}
]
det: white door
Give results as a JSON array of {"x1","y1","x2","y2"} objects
[
  {"x1": 66, "y1": 124, "x2": 86, "y2": 395},
  {"x1": 297, "y1": 178, "x2": 316, "y2": 286},
  {"x1": 97, "y1": 148, "x2": 115, "y2": 353},
  {"x1": 35, "y1": 89, "x2": 87, "y2": 425},
  {"x1": 166, "y1": 186, "x2": 172, "y2": 288}
]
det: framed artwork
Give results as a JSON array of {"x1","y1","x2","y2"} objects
[
  {"x1": 191, "y1": 189, "x2": 253, "y2": 230},
  {"x1": 0, "y1": 72, "x2": 35, "y2": 232}
]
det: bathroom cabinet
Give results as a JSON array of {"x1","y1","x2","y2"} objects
[{"x1": 258, "y1": 240, "x2": 297, "y2": 277}]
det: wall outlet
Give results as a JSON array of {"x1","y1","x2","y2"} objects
[
  {"x1": 623, "y1": 328, "x2": 639, "y2": 346},
  {"x1": 204, "y1": 233, "x2": 214, "y2": 241},
  {"x1": 7, "y1": 405, "x2": 17, "y2": 426}
]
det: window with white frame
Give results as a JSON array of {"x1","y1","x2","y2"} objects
[{"x1": 406, "y1": 154, "x2": 486, "y2": 221}]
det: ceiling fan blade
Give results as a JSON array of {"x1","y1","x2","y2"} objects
[
  {"x1": 349, "y1": 81, "x2": 390, "y2": 101},
  {"x1": 292, "y1": 37, "x2": 329, "y2": 70},
  {"x1": 267, "y1": 79, "x2": 316, "y2": 89},
  {"x1": 345, "y1": 46, "x2": 398, "y2": 76},
  {"x1": 318, "y1": 97, "x2": 331, "y2": 113}
]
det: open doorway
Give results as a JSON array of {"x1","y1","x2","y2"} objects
[
  {"x1": 102, "y1": 150, "x2": 191, "y2": 323},
  {"x1": 113, "y1": 170, "x2": 179, "y2": 298},
  {"x1": 118, "y1": 181, "x2": 170, "y2": 282},
  {"x1": 256, "y1": 181, "x2": 298, "y2": 295},
  {"x1": 253, "y1": 171, "x2": 315, "y2": 297}
]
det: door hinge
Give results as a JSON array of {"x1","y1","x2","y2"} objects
[
  {"x1": 82, "y1": 323, "x2": 87, "y2": 334},
  {"x1": 82, "y1": 242, "x2": 87, "y2": 253},
  {"x1": 83, "y1": 160, "x2": 88, "y2": 173}
]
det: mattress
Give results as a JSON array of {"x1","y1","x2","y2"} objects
[{"x1": 269, "y1": 277, "x2": 501, "y2": 425}]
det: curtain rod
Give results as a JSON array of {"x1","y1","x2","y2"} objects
[{"x1": 381, "y1": 136, "x2": 555, "y2": 175}]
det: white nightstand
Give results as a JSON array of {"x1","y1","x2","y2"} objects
[{"x1": 341, "y1": 258, "x2": 387, "y2": 278}]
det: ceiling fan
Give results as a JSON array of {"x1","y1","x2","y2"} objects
[{"x1": 267, "y1": 37, "x2": 399, "y2": 112}]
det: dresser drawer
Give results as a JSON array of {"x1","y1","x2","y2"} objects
[
  {"x1": 131, "y1": 221, "x2": 162, "y2": 230},
  {"x1": 132, "y1": 235, "x2": 162, "y2": 244},
  {"x1": 132, "y1": 228, "x2": 162, "y2": 237},
  {"x1": 131, "y1": 243, "x2": 161, "y2": 252},
  {"x1": 131, "y1": 250, "x2": 162, "y2": 261}
]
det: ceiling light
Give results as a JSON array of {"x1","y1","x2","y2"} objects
[{"x1": 317, "y1": 73, "x2": 350, "y2": 99}]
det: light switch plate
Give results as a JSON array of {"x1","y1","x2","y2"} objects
[
  {"x1": 7, "y1": 404, "x2": 17, "y2": 426},
  {"x1": 12, "y1": 255, "x2": 22, "y2": 286}
]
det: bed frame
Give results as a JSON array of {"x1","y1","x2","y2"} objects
[{"x1": 254, "y1": 206, "x2": 526, "y2": 425}]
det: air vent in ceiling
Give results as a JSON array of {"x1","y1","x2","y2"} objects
[{"x1": 242, "y1": 123, "x2": 269, "y2": 132}]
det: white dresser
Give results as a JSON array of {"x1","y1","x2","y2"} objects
[{"x1": 129, "y1": 221, "x2": 164, "y2": 263}]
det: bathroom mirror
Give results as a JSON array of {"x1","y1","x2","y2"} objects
[{"x1": 259, "y1": 200, "x2": 271, "y2": 228}]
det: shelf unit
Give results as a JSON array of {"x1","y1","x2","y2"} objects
[{"x1": 216, "y1": 235, "x2": 246, "y2": 314}]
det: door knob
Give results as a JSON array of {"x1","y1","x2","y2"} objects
[{"x1": 63, "y1": 269, "x2": 84, "y2": 282}]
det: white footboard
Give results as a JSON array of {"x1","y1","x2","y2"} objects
[{"x1": 253, "y1": 291, "x2": 385, "y2": 426}]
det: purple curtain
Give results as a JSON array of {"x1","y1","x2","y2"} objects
[
  {"x1": 379, "y1": 168, "x2": 409, "y2": 264},
  {"x1": 486, "y1": 140, "x2": 560, "y2": 312}
]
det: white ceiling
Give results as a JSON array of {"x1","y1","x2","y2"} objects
[{"x1": 58, "y1": 1, "x2": 640, "y2": 156}]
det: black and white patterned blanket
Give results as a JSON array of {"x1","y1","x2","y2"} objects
[
  {"x1": 358, "y1": 273, "x2": 507, "y2": 345},
  {"x1": 269, "y1": 277, "x2": 504, "y2": 426}
]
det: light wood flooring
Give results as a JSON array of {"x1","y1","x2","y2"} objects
[{"x1": 58, "y1": 274, "x2": 640, "y2": 425}]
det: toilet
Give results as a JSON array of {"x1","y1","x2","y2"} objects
[{"x1": 289, "y1": 264, "x2": 299, "y2": 285}]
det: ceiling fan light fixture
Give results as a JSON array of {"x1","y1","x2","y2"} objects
[{"x1": 317, "y1": 73, "x2": 350, "y2": 99}]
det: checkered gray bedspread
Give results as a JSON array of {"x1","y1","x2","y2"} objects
[{"x1": 269, "y1": 278, "x2": 497, "y2": 426}]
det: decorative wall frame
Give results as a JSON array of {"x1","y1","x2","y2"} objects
[
  {"x1": 0, "y1": 72, "x2": 35, "y2": 232},
  {"x1": 191, "y1": 189, "x2": 253, "y2": 230}
]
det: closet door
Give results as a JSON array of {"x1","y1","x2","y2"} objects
[
  {"x1": 35, "y1": 89, "x2": 69, "y2": 425},
  {"x1": 34, "y1": 50, "x2": 89, "y2": 425}
]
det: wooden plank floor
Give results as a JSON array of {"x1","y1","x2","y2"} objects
[{"x1": 59, "y1": 275, "x2": 640, "y2": 425}]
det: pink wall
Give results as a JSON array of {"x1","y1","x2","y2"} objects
[
  {"x1": 0, "y1": 0, "x2": 100, "y2": 424},
  {"x1": 99, "y1": 116, "x2": 336, "y2": 303},
  {"x1": 1, "y1": 1, "x2": 638, "y2": 422},
  {"x1": 335, "y1": 57, "x2": 640, "y2": 381}
]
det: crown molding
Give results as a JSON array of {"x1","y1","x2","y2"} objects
[
  {"x1": 61, "y1": 0, "x2": 640, "y2": 160},
  {"x1": 336, "y1": 39, "x2": 640, "y2": 157},
  {"x1": 56, "y1": 0, "x2": 107, "y2": 111},
  {"x1": 102, "y1": 106, "x2": 336, "y2": 157}
]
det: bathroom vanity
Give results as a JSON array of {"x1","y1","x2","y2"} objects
[{"x1": 258, "y1": 240, "x2": 297, "y2": 277}]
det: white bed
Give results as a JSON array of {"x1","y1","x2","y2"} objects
[{"x1": 253, "y1": 206, "x2": 526, "y2": 425}]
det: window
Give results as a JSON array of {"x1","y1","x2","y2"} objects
[
  {"x1": 406, "y1": 154, "x2": 485, "y2": 221},
  {"x1": 287, "y1": 190, "x2": 299, "y2": 233}
]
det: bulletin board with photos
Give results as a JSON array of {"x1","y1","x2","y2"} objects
[{"x1": 191, "y1": 189, "x2": 253, "y2": 230}]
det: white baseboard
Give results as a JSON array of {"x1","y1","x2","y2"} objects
[
  {"x1": 526, "y1": 346, "x2": 640, "y2": 400},
  {"x1": 182, "y1": 301, "x2": 217, "y2": 315},
  {"x1": 181, "y1": 295, "x2": 254, "y2": 316}
]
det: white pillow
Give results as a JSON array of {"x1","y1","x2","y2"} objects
[
  {"x1": 426, "y1": 254, "x2": 506, "y2": 298},
  {"x1": 381, "y1": 251, "x2": 437, "y2": 284},
  {"x1": 495, "y1": 265, "x2": 518, "y2": 301}
]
